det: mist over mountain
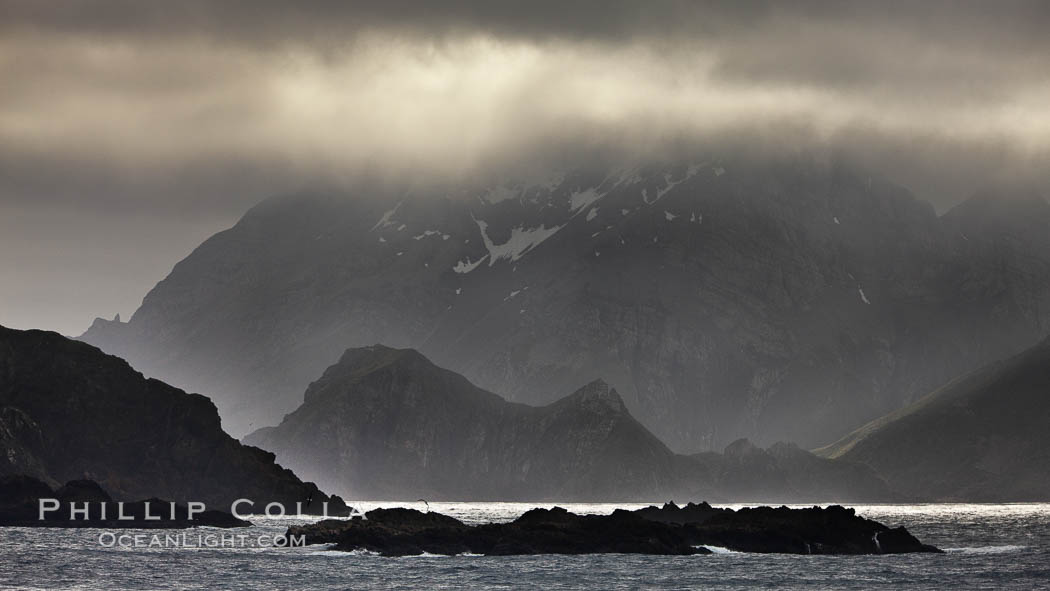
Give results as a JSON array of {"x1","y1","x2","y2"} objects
[
  {"x1": 0, "y1": 325, "x2": 345, "y2": 512},
  {"x1": 244, "y1": 344, "x2": 893, "y2": 502},
  {"x1": 817, "y1": 334, "x2": 1050, "y2": 501},
  {"x1": 80, "y1": 157, "x2": 1050, "y2": 453}
]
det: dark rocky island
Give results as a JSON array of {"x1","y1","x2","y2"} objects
[
  {"x1": 0, "y1": 475, "x2": 249, "y2": 528},
  {"x1": 0, "y1": 325, "x2": 348, "y2": 516},
  {"x1": 288, "y1": 502, "x2": 941, "y2": 556}
]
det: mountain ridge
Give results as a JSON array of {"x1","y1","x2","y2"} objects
[
  {"x1": 815, "y1": 334, "x2": 1050, "y2": 500},
  {"x1": 244, "y1": 344, "x2": 682, "y2": 501},
  {"x1": 81, "y1": 158, "x2": 1050, "y2": 451},
  {"x1": 245, "y1": 344, "x2": 896, "y2": 502}
]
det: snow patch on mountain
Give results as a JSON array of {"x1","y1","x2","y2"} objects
[
  {"x1": 474, "y1": 216, "x2": 564, "y2": 266},
  {"x1": 537, "y1": 171, "x2": 567, "y2": 193},
  {"x1": 611, "y1": 167, "x2": 643, "y2": 187},
  {"x1": 453, "y1": 254, "x2": 489, "y2": 274},
  {"x1": 569, "y1": 187, "x2": 607, "y2": 213},
  {"x1": 370, "y1": 201, "x2": 402, "y2": 231},
  {"x1": 483, "y1": 186, "x2": 520, "y2": 204},
  {"x1": 643, "y1": 167, "x2": 701, "y2": 204},
  {"x1": 586, "y1": 208, "x2": 599, "y2": 221}
]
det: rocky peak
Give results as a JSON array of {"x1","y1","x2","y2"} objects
[
  {"x1": 302, "y1": 344, "x2": 495, "y2": 410},
  {"x1": 244, "y1": 350, "x2": 680, "y2": 500},
  {"x1": 330, "y1": 344, "x2": 429, "y2": 379},
  {"x1": 555, "y1": 379, "x2": 628, "y2": 415}
]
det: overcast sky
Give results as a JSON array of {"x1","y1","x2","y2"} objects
[{"x1": 2, "y1": 1, "x2": 1049, "y2": 335}]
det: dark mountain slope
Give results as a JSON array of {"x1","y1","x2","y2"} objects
[
  {"x1": 689, "y1": 438, "x2": 895, "y2": 503},
  {"x1": 0, "y1": 325, "x2": 346, "y2": 512},
  {"x1": 816, "y1": 335, "x2": 1050, "y2": 500}
]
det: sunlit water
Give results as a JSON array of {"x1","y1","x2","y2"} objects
[{"x1": 2, "y1": 502, "x2": 1049, "y2": 590}]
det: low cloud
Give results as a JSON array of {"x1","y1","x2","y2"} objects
[
  {"x1": 1, "y1": 1, "x2": 1048, "y2": 212},
  {"x1": 1, "y1": 1, "x2": 1048, "y2": 333}
]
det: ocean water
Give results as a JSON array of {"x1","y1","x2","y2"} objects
[{"x1": 2, "y1": 502, "x2": 1049, "y2": 590}]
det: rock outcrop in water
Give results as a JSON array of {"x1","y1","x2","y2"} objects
[
  {"x1": 634, "y1": 502, "x2": 939, "y2": 554},
  {"x1": 244, "y1": 345, "x2": 893, "y2": 501},
  {"x1": 79, "y1": 165, "x2": 1050, "y2": 453},
  {"x1": 0, "y1": 475, "x2": 249, "y2": 528},
  {"x1": 0, "y1": 325, "x2": 348, "y2": 515},
  {"x1": 816, "y1": 333, "x2": 1050, "y2": 501},
  {"x1": 288, "y1": 503, "x2": 940, "y2": 556}
]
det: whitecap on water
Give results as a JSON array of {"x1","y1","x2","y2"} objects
[
  {"x1": 943, "y1": 545, "x2": 1026, "y2": 555},
  {"x1": 695, "y1": 545, "x2": 743, "y2": 554}
]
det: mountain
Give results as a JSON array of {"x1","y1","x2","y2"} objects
[
  {"x1": 815, "y1": 334, "x2": 1050, "y2": 501},
  {"x1": 81, "y1": 158, "x2": 1050, "y2": 451},
  {"x1": 243, "y1": 345, "x2": 683, "y2": 500},
  {"x1": 0, "y1": 325, "x2": 347, "y2": 513},
  {"x1": 244, "y1": 345, "x2": 893, "y2": 502}
]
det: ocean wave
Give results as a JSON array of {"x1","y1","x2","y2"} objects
[
  {"x1": 303, "y1": 546, "x2": 483, "y2": 557},
  {"x1": 943, "y1": 545, "x2": 1027, "y2": 555},
  {"x1": 301, "y1": 544, "x2": 381, "y2": 557},
  {"x1": 695, "y1": 545, "x2": 743, "y2": 554}
]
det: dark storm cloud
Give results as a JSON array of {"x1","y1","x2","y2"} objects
[
  {"x1": 5, "y1": 1, "x2": 1050, "y2": 103},
  {"x1": 5, "y1": 1, "x2": 1048, "y2": 47},
  {"x1": 2, "y1": 0, "x2": 1048, "y2": 209},
  {"x1": 1, "y1": 0, "x2": 1048, "y2": 334}
]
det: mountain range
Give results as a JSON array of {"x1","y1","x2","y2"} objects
[
  {"x1": 5, "y1": 319, "x2": 1048, "y2": 502},
  {"x1": 80, "y1": 157, "x2": 1050, "y2": 453},
  {"x1": 244, "y1": 344, "x2": 894, "y2": 502}
]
